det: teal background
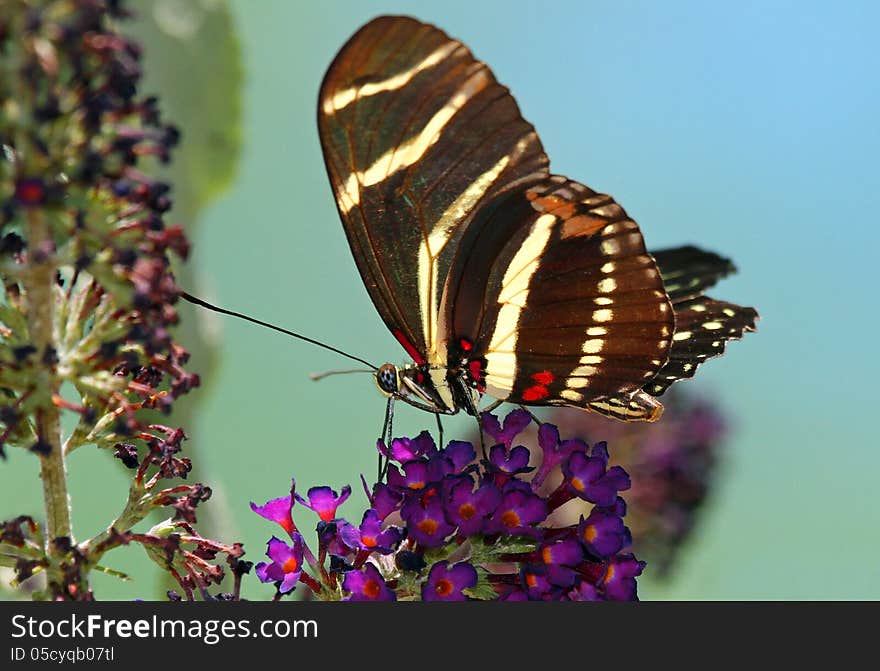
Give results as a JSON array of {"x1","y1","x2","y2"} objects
[{"x1": 3, "y1": 0, "x2": 879, "y2": 599}]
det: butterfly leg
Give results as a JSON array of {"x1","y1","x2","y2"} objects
[
  {"x1": 476, "y1": 413, "x2": 488, "y2": 461},
  {"x1": 434, "y1": 413, "x2": 444, "y2": 449},
  {"x1": 378, "y1": 397, "x2": 395, "y2": 482}
]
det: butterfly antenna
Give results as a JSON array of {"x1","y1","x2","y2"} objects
[
  {"x1": 309, "y1": 368, "x2": 375, "y2": 382},
  {"x1": 179, "y1": 291, "x2": 377, "y2": 370}
]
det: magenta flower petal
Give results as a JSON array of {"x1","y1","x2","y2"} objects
[
  {"x1": 250, "y1": 478, "x2": 296, "y2": 535},
  {"x1": 369, "y1": 482, "x2": 404, "y2": 520},
  {"x1": 343, "y1": 563, "x2": 396, "y2": 601},
  {"x1": 579, "y1": 509, "x2": 632, "y2": 559},
  {"x1": 255, "y1": 535, "x2": 304, "y2": 594},
  {"x1": 541, "y1": 537, "x2": 583, "y2": 568},
  {"x1": 401, "y1": 497, "x2": 456, "y2": 547},
  {"x1": 487, "y1": 488, "x2": 547, "y2": 535},
  {"x1": 387, "y1": 430, "x2": 437, "y2": 462},
  {"x1": 601, "y1": 554, "x2": 645, "y2": 601},
  {"x1": 487, "y1": 444, "x2": 533, "y2": 476},
  {"x1": 563, "y1": 452, "x2": 630, "y2": 507},
  {"x1": 481, "y1": 408, "x2": 532, "y2": 448},
  {"x1": 442, "y1": 440, "x2": 476, "y2": 473},
  {"x1": 421, "y1": 561, "x2": 478, "y2": 601},
  {"x1": 444, "y1": 477, "x2": 500, "y2": 537},
  {"x1": 295, "y1": 484, "x2": 351, "y2": 522},
  {"x1": 532, "y1": 424, "x2": 587, "y2": 488}
]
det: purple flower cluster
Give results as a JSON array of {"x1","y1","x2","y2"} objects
[
  {"x1": 251, "y1": 410, "x2": 644, "y2": 601},
  {"x1": 549, "y1": 390, "x2": 727, "y2": 577}
]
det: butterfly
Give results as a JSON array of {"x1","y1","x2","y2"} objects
[{"x1": 317, "y1": 15, "x2": 757, "y2": 422}]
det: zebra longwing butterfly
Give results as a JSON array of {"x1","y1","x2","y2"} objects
[{"x1": 318, "y1": 15, "x2": 757, "y2": 422}]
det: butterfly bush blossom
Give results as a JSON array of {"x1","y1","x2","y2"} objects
[
  {"x1": 252, "y1": 409, "x2": 645, "y2": 601},
  {"x1": 546, "y1": 392, "x2": 727, "y2": 577},
  {"x1": 0, "y1": 0, "x2": 247, "y2": 600}
]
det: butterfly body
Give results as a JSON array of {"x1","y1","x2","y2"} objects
[{"x1": 320, "y1": 16, "x2": 757, "y2": 421}]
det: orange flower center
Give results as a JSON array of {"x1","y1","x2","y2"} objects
[
  {"x1": 583, "y1": 524, "x2": 598, "y2": 542},
  {"x1": 282, "y1": 557, "x2": 299, "y2": 574},
  {"x1": 501, "y1": 510, "x2": 521, "y2": 528},
  {"x1": 435, "y1": 579, "x2": 454, "y2": 597},
  {"x1": 364, "y1": 580, "x2": 380, "y2": 599},
  {"x1": 459, "y1": 503, "x2": 476, "y2": 520},
  {"x1": 603, "y1": 564, "x2": 616, "y2": 584},
  {"x1": 417, "y1": 518, "x2": 438, "y2": 535}
]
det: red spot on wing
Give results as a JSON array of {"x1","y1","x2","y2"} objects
[
  {"x1": 459, "y1": 338, "x2": 473, "y2": 352},
  {"x1": 393, "y1": 329, "x2": 425, "y2": 364},
  {"x1": 522, "y1": 385, "x2": 549, "y2": 402},
  {"x1": 531, "y1": 370, "x2": 555, "y2": 385},
  {"x1": 468, "y1": 360, "x2": 483, "y2": 381}
]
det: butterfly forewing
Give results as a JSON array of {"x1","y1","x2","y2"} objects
[
  {"x1": 318, "y1": 16, "x2": 549, "y2": 363},
  {"x1": 651, "y1": 246, "x2": 737, "y2": 303}
]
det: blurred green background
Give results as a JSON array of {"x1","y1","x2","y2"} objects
[{"x1": 3, "y1": 0, "x2": 879, "y2": 600}]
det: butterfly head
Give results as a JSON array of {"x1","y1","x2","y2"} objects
[{"x1": 375, "y1": 363, "x2": 400, "y2": 397}]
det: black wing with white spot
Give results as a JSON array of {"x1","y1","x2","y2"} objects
[
  {"x1": 651, "y1": 246, "x2": 736, "y2": 302},
  {"x1": 643, "y1": 296, "x2": 758, "y2": 397}
]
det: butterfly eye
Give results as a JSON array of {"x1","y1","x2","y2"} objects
[{"x1": 375, "y1": 363, "x2": 399, "y2": 395}]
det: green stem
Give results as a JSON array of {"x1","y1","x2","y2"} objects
[{"x1": 23, "y1": 210, "x2": 72, "y2": 562}]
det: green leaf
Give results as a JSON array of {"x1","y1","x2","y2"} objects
[
  {"x1": 463, "y1": 567, "x2": 499, "y2": 601},
  {"x1": 125, "y1": 0, "x2": 243, "y2": 216},
  {"x1": 491, "y1": 537, "x2": 538, "y2": 555}
]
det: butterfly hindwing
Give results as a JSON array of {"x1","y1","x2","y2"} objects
[
  {"x1": 644, "y1": 296, "x2": 758, "y2": 397},
  {"x1": 439, "y1": 176, "x2": 674, "y2": 418}
]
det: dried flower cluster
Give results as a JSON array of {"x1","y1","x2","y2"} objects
[{"x1": 0, "y1": 0, "x2": 244, "y2": 600}]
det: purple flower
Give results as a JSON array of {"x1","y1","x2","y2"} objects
[
  {"x1": 487, "y1": 444, "x2": 533, "y2": 476},
  {"x1": 387, "y1": 461, "x2": 437, "y2": 492},
  {"x1": 250, "y1": 479, "x2": 296, "y2": 535},
  {"x1": 368, "y1": 482, "x2": 404, "y2": 520},
  {"x1": 600, "y1": 554, "x2": 645, "y2": 601},
  {"x1": 254, "y1": 535, "x2": 304, "y2": 594},
  {"x1": 401, "y1": 497, "x2": 456, "y2": 547},
  {"x1": 578, "y1": 509, "x2": 632, "y2": 559},
  {"x1": 540, "y1": 537, "x2": 583, "y2": 568},
  {"x1": 295, "y1": 484, "x2": 351, "y2": 522},
  {"x1": 562, "y1": 446, "x2": 630, "y2": 507},
  {"x1": 549, "y1": 391, "x2": 728, "y2": 577},
  {"x1": 380, "y1": 430, "x2": 437, "y2": 462},
  {"x1": 441, "y1": 440, "x2": 476, "y2": 473},
  {"x1": 486, "y1": 488, "x2": 547, "y2": 535},
  {"x1": 343, "y1": 563, "x2": 396, "y2": 601},
  {"x1": 421, "y1": 561, "x2": 478, "y2": 601},
  {"x1": 481, "y1": 408, "x2": 532, "y2": 448},
  {"x1": 532, "y1": 423, "x2": 587, "y2": 488},
  {"x1": 339, "y1": 509, "x2": 403, "y2": 554},
  {"x1": 444, "y1": 477, "x2": 501, "y2": 537},
  {"x1": 520, "y1": 566, "x2": 563, "y2": 600},
  {"x1": 569, "y1": 582, "x2": 602, "y2": 601}
]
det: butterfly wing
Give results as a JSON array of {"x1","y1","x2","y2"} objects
[
  {"x1": 439, "y1": 177, "x2": 675, "y2": 421},
  {"x1": 318, "y1": 15, "x2": 549, "y2": 363}
]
